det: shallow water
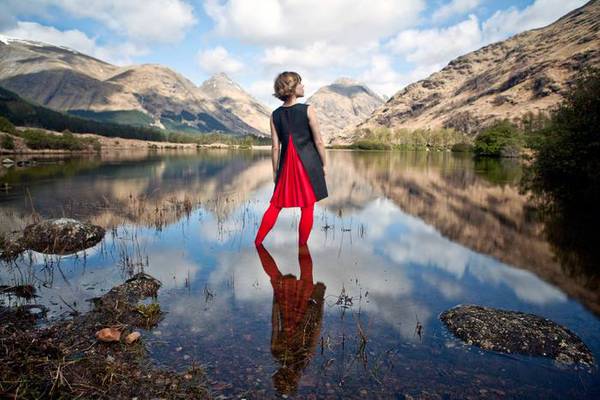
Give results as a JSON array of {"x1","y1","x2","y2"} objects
[{"x1": 1, "y1": 149, "x2": 599, "y2": 399}]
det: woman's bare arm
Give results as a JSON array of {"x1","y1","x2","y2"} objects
[
  {"x1": 307, "y1": 105, "x2": 327, "y2": 171},
  {"x1": 270, "y1": 113, "x2": 280, "y2": 182}
]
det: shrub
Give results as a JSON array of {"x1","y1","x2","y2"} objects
[
  {"x1": 0, "y1": 116, "x2": 16, "y2": 134},
  {"x1": 451, "y1": 142, "x2": 473, "y2": 152},
  {"x1": 523, "y1": 66, "x2": 600, "y2": 207},
  {"x1": 352, "y1": 140, "x2": 391, "y2": 150},
  {"x1": 520, "y1": 66, "x2": 600, "y2": 278},
  {"x1": 14, "y1": 128, "x2": 89, "y2": 150},
  {"x1": 1, "y1": 134, "x2": 15, "y2": 150},
  {"x1": 473, "y1": 120, "x2": 523, "y2": 157}
]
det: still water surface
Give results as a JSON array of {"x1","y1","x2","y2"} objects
[{"x1": 1, "y1": 149, "x2": 598, "y2": 398}]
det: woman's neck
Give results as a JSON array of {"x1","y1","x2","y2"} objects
[{"x1": 283, "y1": 97, "x2": 297, "y2": 107}]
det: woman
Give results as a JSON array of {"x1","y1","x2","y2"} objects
[{"x1": 254, "y1": 71, "x2": 328, "y2": 246}]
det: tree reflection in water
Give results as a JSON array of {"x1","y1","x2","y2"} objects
[{"x1": 255, "y1": 243, "x2": 326, "y2": 395}]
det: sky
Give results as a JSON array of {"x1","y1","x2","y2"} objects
[{"x1": 0, "y1": 0, "x2": 589, "y2": 110}]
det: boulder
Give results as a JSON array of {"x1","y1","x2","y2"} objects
[
  {"x1": 22, "y1": 218, "x2": 105, "y2": 254},
  {"x1": 440, "y1": 304, "x2": 595, "y2": 367}
]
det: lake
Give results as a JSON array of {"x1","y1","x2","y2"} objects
[{"x1": 1, "y1": 149, "x2": 599, "y2": 399}]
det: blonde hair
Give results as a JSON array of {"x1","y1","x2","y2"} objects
[{"x1": 273, "y1": 71, "x2": 302, "y2": 101}]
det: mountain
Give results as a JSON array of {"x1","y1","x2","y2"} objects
[
  {"x1": 0, "y1": 35, "x2": 270, "y2": 137},
  {"x1": 306, "y1": 78, "x2": 384, "y2": 144},
  {"x1": 198, "y1": 72, "x2": 271, "y2": 136},
  {"x1": 339, "y1": 0, "x2": 600, "y2": 144}
]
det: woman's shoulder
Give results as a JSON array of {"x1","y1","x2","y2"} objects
[{"x1": 272, "y1": 103, "x2": 309, "y2": 116}]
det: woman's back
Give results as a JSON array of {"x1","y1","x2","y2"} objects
[{"x1": 271, "y1": 103, "x2": 328, "y2": 202}]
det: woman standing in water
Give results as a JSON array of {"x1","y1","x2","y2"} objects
[{"x1": 254, "y1": 72, "x2": 328, "y2": 246}]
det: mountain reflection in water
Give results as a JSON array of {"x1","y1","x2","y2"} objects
[{"x1": 0, "y1": 149, "x2": 598, "y2": 398}]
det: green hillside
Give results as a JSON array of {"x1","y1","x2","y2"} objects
[
  {"x1": 0, "y1": 86, "x2": 166, "y2": 141},
  {"x1": 68, "y1": 109, "x2": 154, "y2": 127}
]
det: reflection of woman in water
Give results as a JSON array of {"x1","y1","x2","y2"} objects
[
  {"x1": 254, "y1": 71, "x2": 328, "y2": 246},
  {"x1": 255, "y1": 243, "x2": 326, "y2": 395}
]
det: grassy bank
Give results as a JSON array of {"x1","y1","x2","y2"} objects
[
  {"x1": 339, "y1": 126, "x2": 472, "y2": 151},
  {"x1": 0, "y1": 118, "x2": 271, "y2": 154}
]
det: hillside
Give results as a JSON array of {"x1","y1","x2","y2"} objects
[{"x1": 337, "y1": 0, "x2": 600, "y2": 144}]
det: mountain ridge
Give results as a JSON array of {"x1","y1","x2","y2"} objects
[
  {"x1": 0, "y1": 36, "x2": 269, "y2": 136},
  {"x1": 336, "y1": 0, "x2": 600, "y2": 144}
]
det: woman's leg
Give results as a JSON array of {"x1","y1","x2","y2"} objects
[
  {"x1": 255, "y1": 202, "x2": 282, "y2": 246},
  {"x1": 298, "y1": 203, "x2": 314, "y2": 245}
]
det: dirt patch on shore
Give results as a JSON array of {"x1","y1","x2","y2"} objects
[{"x1": 0, "y1": 272, "x2": 211, "y2": 399}]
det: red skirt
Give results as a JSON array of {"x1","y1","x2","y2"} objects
[{"x1": 270, "y1": 133, "x2": 316, "y2": 207}]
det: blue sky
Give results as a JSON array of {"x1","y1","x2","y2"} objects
[{"x1": 0, "y1": 0, "x2": 588, "y2": 109}]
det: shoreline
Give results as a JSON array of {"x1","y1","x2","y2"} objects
[{"x1": 0, "y1": 126, "x2": 259, "y2": 154}]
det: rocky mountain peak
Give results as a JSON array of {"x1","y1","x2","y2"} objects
[
  {"x1": 332, "y1": 77, "x2": 360, "y2": 86},
  {"x1": 306, "y1": 78, "x2": 385, "y2": 144},
  {"x1": 200, "y1": 72, "x2": 243, "y2": 93}
]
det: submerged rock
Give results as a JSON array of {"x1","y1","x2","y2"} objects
[
  {"x1": 22, "y1": 218, "x2": 105, "y2": 254},
  {"x1": 0, "y1": 232, "x2": 27, "y2": 261},
  {"x1": 88, "y1": 272, "x2": 163, "y2": 329},
  {"x1": 440, "y1": 304, "x2": 595, "y2": 367},
  {"x1": 0, "y1": 284, "x2": 36, "y2": 299}
]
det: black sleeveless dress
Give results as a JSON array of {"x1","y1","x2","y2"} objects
[{"x1": 270, "y1": 103, "x2": 328, "y2": 206}]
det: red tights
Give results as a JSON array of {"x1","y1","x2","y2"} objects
[{"x1": 254, "y1": 202, "x2": 314, "y2": 246}]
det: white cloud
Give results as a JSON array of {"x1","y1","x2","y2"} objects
[
  {"x1": 481, "y1": 0, "x2": 587, "y2": 42},
  {"x1": 432, "y1": 0, "x2": 481, "y2": 22},
  {"x1": 386, "y1": 14, "x2": 482, "y2": 66},
  {"x1": 1, "y1": 0, "x2": 197, "y2": 44},
  {"x1": 247, "y1": 79, "x2": 277, "y2": 106},
  {"x1": 197, "y1": 45, "x2": 245, "y2": 74},
  {"x1": 203, "y1": 0, "x2": 426, "y2": 47},
  {"x1": 1, "y1": 21, "x2": 147, "y2": 65},
  {"x1": 259, "y1": 39, "x2": 379, "y2": 75},
  {"x1": 357, "y1": 53, "x2": 405, "y2": 97}
]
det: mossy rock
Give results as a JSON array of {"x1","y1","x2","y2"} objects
[
  {"x1": 440, "y1": 304, "x2": 594, "y2": 367},
  {"x1": 22, "y1": 218, "x2": 105, "y2": 254}
]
